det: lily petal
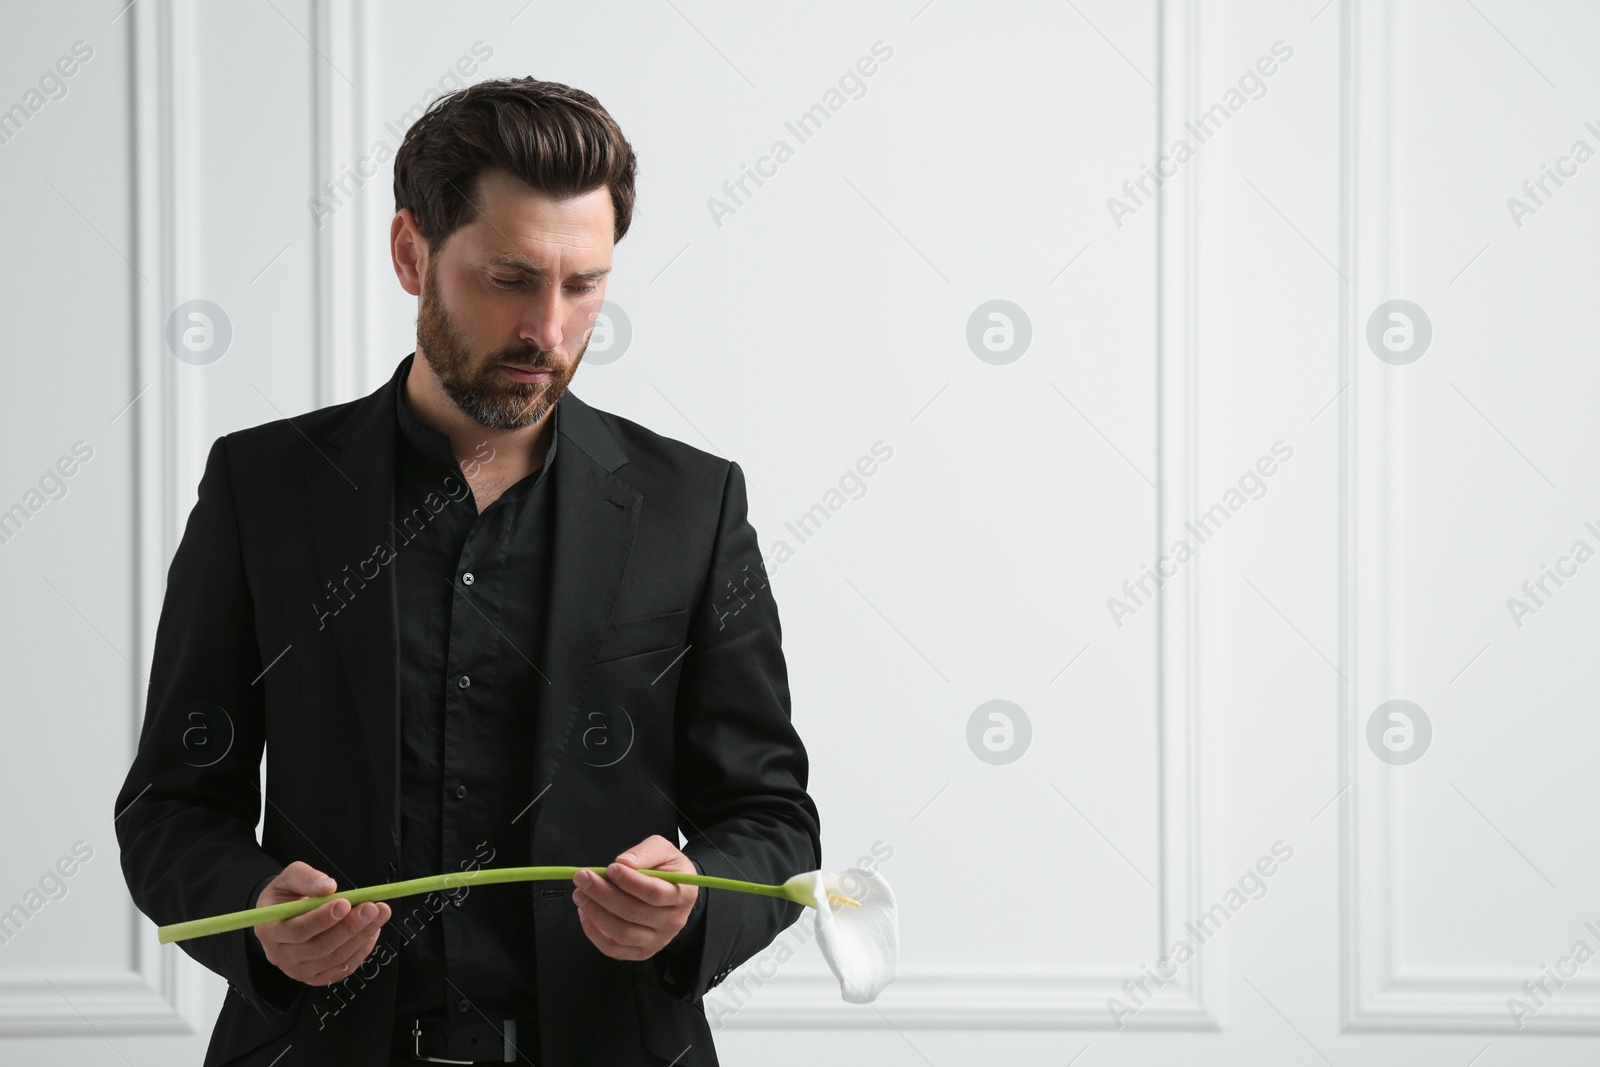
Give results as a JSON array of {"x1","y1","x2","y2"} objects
[{"x1": 809, "y1": 866, "x2": 898, "y2": 1003}]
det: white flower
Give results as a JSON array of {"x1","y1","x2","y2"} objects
[{"x1": 784, "y1": 866, "x2": 899, "y2": 1003}]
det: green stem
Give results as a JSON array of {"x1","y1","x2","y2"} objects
[{"x1": 156, "y1": 866, "x2": 795, "y2": 945}]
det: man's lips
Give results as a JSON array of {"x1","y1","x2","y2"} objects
[{"x1": 501, "y1": 363, "x2": 552, "y2": 382}]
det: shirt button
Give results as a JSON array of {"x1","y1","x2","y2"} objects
[
  {"x1": 458, "y1": 998, "x2": 470, "y2": 1013},
  {"x1": 462, "y1": 572, "x2": 474, "y2": 585},
  {"x1": 456, "y1": 784, "x2": 468, "y2": 798},
  {"x1": 458, "y1": 675, "x2": 470, "y2": 688}
]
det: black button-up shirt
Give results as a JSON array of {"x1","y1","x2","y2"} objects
[{"x1": 389, "y1": 356, "x2": 558, "y2": 1020}]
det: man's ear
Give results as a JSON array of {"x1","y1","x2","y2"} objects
[{"x1": 390, "y1": 209, "x2": 427, "y2": 296}]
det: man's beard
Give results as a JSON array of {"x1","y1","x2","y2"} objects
[{"x1": 415, "y1": 263, "x2": 584, "y2": 431}]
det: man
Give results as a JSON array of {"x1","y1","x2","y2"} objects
[{"x1": 113, "y1": 77, "x2": 821, "y2": 1066}]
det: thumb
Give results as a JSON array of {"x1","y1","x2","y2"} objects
[{"x1": 278, "y1": 861, "x2": 337, "y2": 897}]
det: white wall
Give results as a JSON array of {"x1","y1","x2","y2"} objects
[{"x1": 2, "y1": 0, "x2": 1597, "y2": 1063}]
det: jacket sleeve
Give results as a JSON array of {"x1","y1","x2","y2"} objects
[
  {"x1": 651, "y1": 854, "x2": 708, "y2": 995},
  {"x1": 112, "y1": 434, "x2": 304, "y2": 1019},
  {"x1": 667, "y1": 459, "x2": 823, "y2": 1003}
]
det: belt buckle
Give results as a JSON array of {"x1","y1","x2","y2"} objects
[{"x1": 410, "y1": 1017, "x2": 475, "y2": 1064}]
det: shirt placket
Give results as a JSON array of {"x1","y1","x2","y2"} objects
[{"x1": 440, "y1": 505, "x2": 503, "y2": 1017}]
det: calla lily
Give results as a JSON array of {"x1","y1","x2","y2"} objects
[
  {"x1": 783, "y1": 866, "x2": 899, "y2": 1003},
  {"x1": 155, "y1": 863, "x2": 898, "y2": 1003}
]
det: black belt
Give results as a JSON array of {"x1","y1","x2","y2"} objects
[{"x1": 392, "y1": 1014, "x2": 538, "y2": 1064}]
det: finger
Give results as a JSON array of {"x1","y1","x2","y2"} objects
[
  {"x1": 288, "y1": 901, "x2": 387, "y2": 961},
  {"x1": 606, "y1": 861, "x2": 679, "y2": 906},
  {"x1": 575, "y1": 870, "x2": 651, "y2": 924},
  {"x1": 306, "y1": 941, "x2": 374, "y2": 986},
  {"x1": 272, "y1": 862, "x2": 339, "y2": 902},
  {"x1": 578, "y1": 897, "x2": 657, "y2": 949},
  {"x1": 576, "y1": 904, "x2": 629, "y2": 959},
  {"x1": 318, "y1": 921, "x2": 384, "y2": 981},
  {"x1": 280, "y1": 900, "x2": 365, "y2": 958},
  {"x1": 615, "y1": 835, "x2": 674, "y2": 869},
  {"x1": 577, "y1": 901, "x2": 647, "y2": 960},
  {"x1": 269, "y1": 895, "x2": 352, "y2": 945},
  {"x1": 303, "y1": 909, "x2": 388, "y2": 984}
]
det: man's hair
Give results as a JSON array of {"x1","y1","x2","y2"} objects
[{"x1": 393, "y1": 76, "x2": 637, "y2": 251}]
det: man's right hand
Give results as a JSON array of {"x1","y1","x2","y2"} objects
[{"x1": 251, "y1": 861, "x2": 392, "y2": 986}]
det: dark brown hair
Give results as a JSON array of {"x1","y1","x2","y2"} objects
[{"x1": 393, "y1": 76, "x2": 637, "y2": 250}]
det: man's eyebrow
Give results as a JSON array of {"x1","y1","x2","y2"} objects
[{"x1": 481, "y1": 254, "x2": 611, "y2": 281}]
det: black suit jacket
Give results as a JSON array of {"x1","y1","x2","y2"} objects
[{"x1": 113, "y1": 360, "x2": 822, "y2": 1066}]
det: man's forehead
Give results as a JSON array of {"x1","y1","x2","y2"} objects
[{"x1": 457, "y1": 177, "x2": 614, "y2": 267}]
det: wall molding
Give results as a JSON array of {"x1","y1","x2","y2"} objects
[
  {"x1": 1336, "y1": 0, "x2": 1600, "y2": 1034},
  {"x1": 0, "y1": 0, "x2": 207, "y2": 1038},
  {"x1": 313, "y1": 0, "x2": 378, "y2": 408},
  {"x1": 704, "y1": 0, "x2": 1218, "y2": 1028},
  {"x1": 707, "y1": 973, "x2": 1216, "y2": 1031}
]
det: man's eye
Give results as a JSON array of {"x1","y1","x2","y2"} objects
[{"x1": 491, "y1": 276, "x2": 597, "y2": 294}]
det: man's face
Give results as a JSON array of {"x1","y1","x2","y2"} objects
[{"x1": 414, "y1": 169, "x2": 614, "y2": 431}]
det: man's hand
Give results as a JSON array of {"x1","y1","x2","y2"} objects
[
  {"x1": 251, "y1": 861, "x2": 393, "y2": 986},
  {"x1": 572, "y1": 834, "x2": 699, "y2": 961}
]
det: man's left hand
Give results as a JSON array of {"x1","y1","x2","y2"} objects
[{"x1": 572, "y1": 834, "x2": 699, "y2": 961}]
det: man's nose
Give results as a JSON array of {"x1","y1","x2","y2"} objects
[{"x1": 520, "y1": 291, "x2": 567, "y2": 352}]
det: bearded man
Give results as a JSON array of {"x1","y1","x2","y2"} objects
[{"x1": 114, "y1": 76, "x2": 820, "y2": 1067}]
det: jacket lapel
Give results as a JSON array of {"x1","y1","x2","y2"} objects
[
  {"x1": 305, "y1": 361, "x2": 641, "y2": 861},
  {"x1": 306, "y1": 377, "x2": 403, "y2": 860},
  {"x1": 531, "y1": 390, "x2": 641, "y2": 813}
]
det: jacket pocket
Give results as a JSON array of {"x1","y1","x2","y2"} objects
[{"x1": 593, "y1": 608, "x2": 689, "y2": 664}]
